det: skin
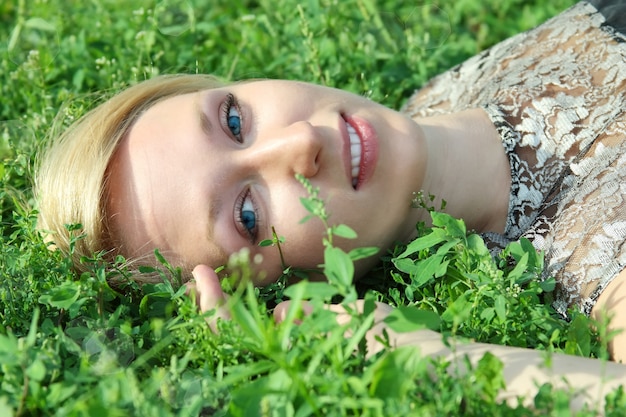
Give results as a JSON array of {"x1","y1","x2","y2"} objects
[
  {"x1": 190, "y1": 273, "x2": 626, "y2": 414},
  {"x1": 108, "y1": 78, "x2": 626, "y2": 407},
  {"x1": 592, "y1": 270, "x2": 626, "y2": 362},
  {"x1": 108, "y1": 80, "x2": 429, "y2": 284},
  {"x1": 107, "y1": 78, "x2": 517, "y2": 340},
  {"x1": 107, "y1": 80, "x2": 509, "y2": 284},
  {"x1": 320, "y1": 304, "x2": 626, "y2": 413}
]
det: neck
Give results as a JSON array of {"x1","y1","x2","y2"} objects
[{"x1": 414, "y1": 108, "x2": 510, "y2": 235}]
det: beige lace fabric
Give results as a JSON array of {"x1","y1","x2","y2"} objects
[{"x1": 402, "y1": 1, "x2": 626, "y2": 317}]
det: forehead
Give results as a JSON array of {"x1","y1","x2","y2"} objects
[{"x1": 106, "y1": 91, "x2": 229, "y2": 269}]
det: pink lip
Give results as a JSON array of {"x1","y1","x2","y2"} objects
[{"x1": 341, "y1": 114, "x2": 379, "y2": 190}]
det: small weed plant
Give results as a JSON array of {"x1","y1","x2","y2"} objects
[{"x1": 3, "y1": 0, "x2": 624, "y2": 415}]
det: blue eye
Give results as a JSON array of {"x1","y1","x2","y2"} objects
[
  {"x1": 228, "y1": 106, "x2": 241, "y2": 136},
  {"x1": 223, "y1": 93, "x2": 243, "y2": 142},
  {"x1": 236, "y1": 190, "x2": 258, "y2": 242}
]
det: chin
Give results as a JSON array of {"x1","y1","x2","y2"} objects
[{"x1": 353, "y1": 254, "x2": 383, "y2": 282}]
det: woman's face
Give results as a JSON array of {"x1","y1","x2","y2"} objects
[{"x1": 107, "y1": 80, "x2": 427, "y2": 284}]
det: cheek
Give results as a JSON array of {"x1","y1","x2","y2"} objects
[
  {"x1": 284, "y1": 231, "x2": 326, "y2": 268},
  {"x1": 271, "y1": 206, "x2": 327, "y2": 271},
  {"x1": 251, "y1": 234, "x2": 324, "y2": 285}
]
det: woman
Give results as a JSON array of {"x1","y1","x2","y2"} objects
[{"x1": 35, "y1": 0, "x2": 626, "y2": 410}]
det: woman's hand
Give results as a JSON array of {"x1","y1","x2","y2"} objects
[
  {"x1": 274, "y1": 299, "x2": 438, "y2": 356},
  {"x1": 187, "y1": 281, "x2": 626, "y2": 413},
  {"x1": 184, "y1": 264, "x2": 230, "y2": 331}
]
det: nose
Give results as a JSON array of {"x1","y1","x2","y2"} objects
[{"x1": 244, "y1": 121, "x2": 323, "y2": 179}]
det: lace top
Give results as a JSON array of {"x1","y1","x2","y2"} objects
[{"x1": 402, "y1": 0, "x2": 626, "y2": 317}]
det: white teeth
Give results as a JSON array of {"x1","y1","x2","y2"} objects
[
  {"x1": 346, "y1": 123, "x2": 362, "y2": 187},
  {"x1": 351, "y1": 143, "x2": 361, "y2": 159}
]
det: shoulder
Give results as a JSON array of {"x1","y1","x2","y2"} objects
[
  {"x1": 401, "y1": 2, "x2": 612, "y2": 118},
  {"x1": 587, "y1": 0, "x2": 626, "y2": 35}
]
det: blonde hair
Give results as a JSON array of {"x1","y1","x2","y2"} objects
[{"x1": 35, "y1": 74, "x2": 224, "y2": 276}]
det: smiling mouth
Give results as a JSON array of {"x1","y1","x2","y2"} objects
[{"x1": 346, "y1": 122, "x2": 362, "y2": 188}]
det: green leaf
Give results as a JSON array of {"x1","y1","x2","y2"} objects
[
  {"x1": 38, "y1": 282, "x2": 80, "y2": 310},
  {"x1": 68, "y1": 297, "x2": 89, "y2": 319},
  {"x1": 72, "y1": 68, "x2": 85, "y2": 90},
  {"x1": 507, "y1": 238, "x2": 539, "y2": 268},
  {"x1": 230, "y1": 294, "x2": 264, "y2": 346},
  {"x1": 7, "y1": 22, "x2": 21, "y2": 52},
  {"x1": 402, "y1": 239, "x2": 458, "y2": 287},
  {"x1": 431, "y1": 211, "x2": 466, "y2": 238},
  {"x1": 404, "y1": 286, "x2": 415, "y2": 302},
  {"x1": 0, "y1": 334, "x2": 18, "y2": 359},
  {"x1": 139, "y1": 292, "x2": 172, "y2": 318},
  {"x1": 539, "y1": 277, "x2": 556, "y2": 292},
  {"x1": 323, "y1": 246, "x2": 354, "y2": 288},
  {"x1": 283, "y1": 281, "x2": 339, "y2": 300},
  {"x1": 368, "y1": 347, "x2": 424, "y2": 399},
  {"x1": 26, "y1": 307, "x2": 41, "y2": 347},
  {"x1": 395, "y1": 229, "x2": 447, "y2": 259},
  {"x1": 344, "y1": 307, "x2": 375, "y2": 356},
  {"x1": 348, "y1": 246, "x2": 379, "y2": 261},
  {"x1": 26, "y1": 359, "x2": 46, "y2": 382},
  {"x1": 46, "y1": 382, "x2": 78, "y2": 406},
  {"x1": 384, "y1": 306, "x2": 441, "y2": 332},
  {"x1": 138, "y1": 265, "x2": 157, "y2": 274},
  {"x1": 299, "y1": 197, "x2": 318, "y2": 215},
  {"x1": 221, "y1": 360, "x2": 276, "y2": 387},
  {"x1": 466, "y1": 233, "x2": 490, "y2": 256},
  {"x1": 332, "y1": 224, "x2": 357, "y2": 239},
  {"x1": 507, "y1": 252, "x2": 528, "y2": 282},
  {"x1": 391, "y1": 257, "x2": 416, "y2": 275},
  {"x1": 565, "y1": 314, "x2": 591, "y2": 357},
  {"x1": 521, "y1": 237, "x2": 542, "y2": 268},
  {"x1": 24, "y1": 17, "x2": 57, "y2": 32},
  {"x1": 442, "y1": 293, "x2": 471, "y2": 325},
  {"x1": 474, "y1": 352, "x2": 505, "y2": 401},
  {"x1": 495, "y1": 295, "x2": 507, "y2": 323},
  {"x1": 230, "y1": 369, "x2": 294, "y2": 417},
  {"x1": 154, "y1": 249, "x2": 169, "y2": 266},
  {"x1": 480, "y1": 307, "x2": 495, "y2": 322},
  {"x1": 0, "y1": 397, "x2": 14, "y2": 417},
  {"x1": 411, "y1": 256, "x2": 450, "y2": 288}
]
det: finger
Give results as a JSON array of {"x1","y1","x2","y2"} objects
[
  {"x1": 321, "y1": 301, "x2": 397, "y2": 354},
  {"x1": 273, "y1": 300, "x2": 313, "y2": 323},
  {"x1": 274, "y1": 300, "x2": 388, "y2": 324},
  {"x1": 192, "y1": 264, "x2": 226, "y2": 311},
  {"x1": 191, "y1": 264, "x2": 230, "y2": 330},
  {"x1": 273, "y1": 301, "x2": 290, "y2": 322}
]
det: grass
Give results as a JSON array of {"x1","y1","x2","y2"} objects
[{"x1": 3, "y1": 0, "x2": 624, "y2": 415}]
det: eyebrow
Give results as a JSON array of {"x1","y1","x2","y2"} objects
[{"x1": 199, "y1": 103, "x2": 213, "y2": 137}]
